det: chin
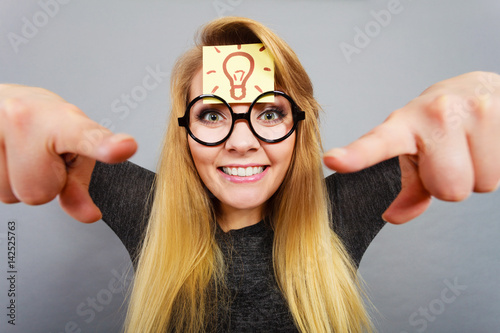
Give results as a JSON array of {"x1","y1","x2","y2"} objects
[{"x1": 218, "y1": 194, "x2": 268, "y2": 212}]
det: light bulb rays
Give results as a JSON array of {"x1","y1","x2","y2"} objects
[{"x1": 203, "y1": 43, "x2": 275, "y2": 103}]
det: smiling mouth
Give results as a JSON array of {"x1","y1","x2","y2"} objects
[{"x1": 220, "y1": 166, "x2": 267, "y2": 177}]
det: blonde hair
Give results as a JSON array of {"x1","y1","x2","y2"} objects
[{"x1": 125, "y1": 17, "x2": 372, "y2": 332}]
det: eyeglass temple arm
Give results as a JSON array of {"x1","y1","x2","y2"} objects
[
  {"x1": 296, "y1": 110, "x2": 305, "y2": 121},
  {"x1": 178, "y1": 116, "x2": 187, "y2": 127}
]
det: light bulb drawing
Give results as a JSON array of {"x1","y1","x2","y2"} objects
[
  {"x1": 222, "y1": 51, "x2": 255, "y2": 100},
  {"x1": 203, "y1": 43, "x2": 274, "y2": 103}
]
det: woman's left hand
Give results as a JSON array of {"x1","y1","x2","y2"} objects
[{"x1": 324, "y1": 71, "x2": 500, "y2": 224}]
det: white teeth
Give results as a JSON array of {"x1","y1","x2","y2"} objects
[{"x1": 222, "y1": 166, "x2": 265, "y2": 177}]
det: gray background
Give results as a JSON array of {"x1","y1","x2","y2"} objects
[{"x1": 1, "y1": 0, "x2": 499, "y2": 332}]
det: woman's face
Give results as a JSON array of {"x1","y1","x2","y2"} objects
[{"x1": 188, "y1": 69, "x2": 296, "y2": 227}]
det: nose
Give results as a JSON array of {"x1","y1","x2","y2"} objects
[{"x1": 225, "y1": 119, "x2": 260, "y2": 154}]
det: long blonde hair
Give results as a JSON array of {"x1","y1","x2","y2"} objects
[{"x1": 125, "y1": 17, "x2": 372, "y2": 332}]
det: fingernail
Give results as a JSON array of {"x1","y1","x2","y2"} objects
[
  {"x1": 324, "y1": 148, "x2": 347, "y2": 159},
  {"x1": 109, "y1": 133, "x2": 135, "y2": 144}
]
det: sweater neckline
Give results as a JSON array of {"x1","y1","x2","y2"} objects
[{"x1": 217, "y1": 219, "x2": 270, "y2": 238}]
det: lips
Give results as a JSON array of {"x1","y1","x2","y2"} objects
[
  {"x1": 218, "y1": 165, "x2": 269, "y2": 183},
  {"x1": 221, "y1": 166, "x2": 266, "y2": 177}
]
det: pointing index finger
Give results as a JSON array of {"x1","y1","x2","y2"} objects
[
  {"x1": 323, "y1": 115, "x2": 417, "y2": 173},
  {"x1": 53, "y1": 114, "x2": 138, "y2": 164}
]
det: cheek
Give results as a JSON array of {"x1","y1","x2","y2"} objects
[
  {"x1": 188, "y1": 139, "x2": 217, "y2": 180},
  {"x1": 267, "y1": 136, "x2": 295, "y2": 171},
  {"x1": 282, "y1": 135, "x2": 296, "y2": 162}
]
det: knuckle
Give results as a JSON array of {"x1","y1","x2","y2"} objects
[
  {"x1": 63, "y1": 102, "x2": 84, "y2": 116},
  {"x1": 425, "y1": 95, "x2": 453, "y2": 125},
  {"x1": 375, "y1": 121, "x2": 415, "y2": 155},
  {"x1": 362, "y1": 127, "x2": 385, "y2": 141},
  {"x1": 473, "y1": 96, "x2": 493, "y2": 121},
  {"x1": 2, "y1": 98, "x2": 31, "y2": 128}
]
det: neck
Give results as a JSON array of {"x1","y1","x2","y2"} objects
[{"x1": 217, "y1": 203, "x2": 263, "y2": 232}]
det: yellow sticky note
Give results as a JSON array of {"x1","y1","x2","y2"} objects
[{"x1": 203, "y1": 43, "x2": 274, "y2": 103}]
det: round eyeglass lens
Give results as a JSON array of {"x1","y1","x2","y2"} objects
[
  {"x1": 188, "y1": 97, "x2": 232, "y2": 144},
  {"x1": 250, "y1": 93, "x2": 294, "y2": 141}
]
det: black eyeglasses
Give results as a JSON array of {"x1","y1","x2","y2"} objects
[{"x1": 178, "y1": 90, "x2": 305, "y2": 146}]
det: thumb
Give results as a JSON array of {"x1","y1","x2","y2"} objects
[
  {"x1": 382, "y1": 156, "x2": 432, "y2": 224},
  {"x1": 58, "y1": 156, "x2": 102, "y2": 223}
]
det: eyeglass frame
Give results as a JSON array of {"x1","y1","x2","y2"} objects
[{"x1": 178, "y1": 90, "x2": 306, "y2": 146}]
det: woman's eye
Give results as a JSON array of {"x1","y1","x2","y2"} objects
[
  {"x1": 258, "y1": 109, "x2": 285, "y2": 123},
  {"x1": 263, "y1": 112, "x2": 278, "y2": 120},
  {"x1": 204, "y1": 112, "x2": 221, "y2": 122},
  {"x1": 199, "y1": 111, "x2": 225, "y2": 123}
]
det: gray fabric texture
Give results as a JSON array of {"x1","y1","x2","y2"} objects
[{"x1": 89, "y1": 157, "x2": 401, "y2": 331}]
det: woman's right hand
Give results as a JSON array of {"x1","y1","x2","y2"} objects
[{"x1": 0, "y1": 84, "x2": 138, "y2": 222}]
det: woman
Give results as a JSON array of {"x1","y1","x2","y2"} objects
[
  {"x1": 0, "y1": 16, "x2": 499, "y2": 333},
  {"x1": 116, "y1": 17, "x2": 395, "y2": 332}
]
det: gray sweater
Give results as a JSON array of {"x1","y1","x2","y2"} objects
[{"x1": 89, "y1": 158, "x2": 401, "y2": 332}]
